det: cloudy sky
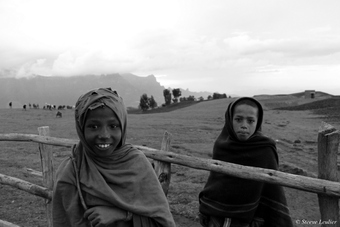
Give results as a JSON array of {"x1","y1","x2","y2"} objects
[{"x1": 1, "y1": 0, "x2": 340, "y2": 96}]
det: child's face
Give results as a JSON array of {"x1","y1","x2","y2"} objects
[
  {"x1": 232, "y1": 104, "x2": 258, "y2": 141},
  {"x1": 84, "y1": 106, "x2": 122, "y2": 157}
]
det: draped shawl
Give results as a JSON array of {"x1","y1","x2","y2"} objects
[
  {"x1": 199, "y1": 97, "x2": 293, "y2": 227},
  {"x1": 53, "y1": 88, "x2": 175, "y2": 227}
]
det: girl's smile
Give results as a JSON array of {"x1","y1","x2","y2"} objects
[
  {"x1": 83, "y1": 106, "x2": 122, "y2": 156},
  {"x1": 97, "y1": 144, "x2": 111, "y2": 149}
]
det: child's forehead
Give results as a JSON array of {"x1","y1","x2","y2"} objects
[
  {"x1": 234, "y1": 103, "x2": 258, "y2": 110},
  {"x1": 233, "y1": 104, "x2": 259, "y2": 117},
  {"x1": 86, "y1": 105, "x2": 119, "y2": 120},
  {"x1": 234, "y1": 98, "x2": 259, "y2": 108}
]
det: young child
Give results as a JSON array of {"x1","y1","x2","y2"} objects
[
  {"x1": 53, "y1": 88, "x2": 176, "y2": 227},
  {"x1": 199, "y1": 97, "x2": 293, "y2": 227}
]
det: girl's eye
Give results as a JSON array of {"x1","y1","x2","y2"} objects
[
  {"x1": 110, "y1": 124, "x2": 119, "y2": 129},
  {"x1": 87, "y1": 124, "x2": 98, "y2": 129}
]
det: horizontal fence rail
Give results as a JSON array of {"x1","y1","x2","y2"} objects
[
  {"x1": 1, "y1": 133, "x2": 340, "y2": 197},
  {"x1": 0, "y1": 173, "x2": 51, "y2": 200},
  {"x1": 0, "y1": 219, "x2": 20, "y2": 227}
]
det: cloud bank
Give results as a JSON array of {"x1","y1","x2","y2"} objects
[{"x1": 1, "y1": 0, "x2": 340, "y2": 95}]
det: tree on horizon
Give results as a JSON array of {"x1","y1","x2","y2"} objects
[
  {"x1": 172, "y1": 88, "x2": 181, "y2": 103},
  {"x1": 149, "y1": 95, "x2": 157, "y2": 109},
  {"x1": 163, "y1": 89, "x2": 172, "y2": 105},
  {"x1": 139, "y1": 94, "x2": 150, "y2": 111}
]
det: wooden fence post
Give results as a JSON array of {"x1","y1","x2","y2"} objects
[
  {"x1": 38, "y1": 126, "x2": 54, "y2": 227},
  {"x1": 153, "y1": 131, "x2": 172, "y2": 196},
  {"x1": 318, "y1": 122, "x2": 340, "y2": 227}
]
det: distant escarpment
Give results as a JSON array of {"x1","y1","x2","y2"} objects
[{"x1": 0, "y1": 73, "x2": 212, "y2": 108}]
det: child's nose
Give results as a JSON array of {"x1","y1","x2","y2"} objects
[{"x1": 99, "y1": 127, "x2": 110, "y2": 138}]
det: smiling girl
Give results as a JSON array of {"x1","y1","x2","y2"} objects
[
  {"x1": 199, "y1": 97, "x2": 293, "y2": 227},
  {"x1": 53, "y1": 88, "x2": 175, "y2": 227}
]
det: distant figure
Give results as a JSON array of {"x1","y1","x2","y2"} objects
[
  {"x1": 23, "y1": 104, "x2": 26, "y2": 111},
  {"x1": 9, "y1": 102, "x2": 12, "y2": 109},
  {"x1": 56, "y1": 111, "x2": 62, "y2": 118}
]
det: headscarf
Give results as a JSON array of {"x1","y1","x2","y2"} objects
[
  {"x1": 224, "y1": 96, "x2": 264, "y2": 140},
  {"x1": 53, "y1": 88, "x2": 175, "y2": 227},
  {"x1": 199, "y1": 97, "x2": 293, "y2": 227}
]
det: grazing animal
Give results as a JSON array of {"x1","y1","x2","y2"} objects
[{"x1": 56, "y1": 111, "x2": 62, "y2": 118}]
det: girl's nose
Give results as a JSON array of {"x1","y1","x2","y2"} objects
[
  {"x1": 241, "y1": 122, "x2": 247, "y2": 129},
  {"x1": 99, "y1": 127, "x2": 110, "y2": 139}
]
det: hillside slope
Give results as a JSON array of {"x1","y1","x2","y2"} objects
[
  {"x1": 126, "y1": 96, "x2": 327, "y2": 224},
  {"x1": 0, "y1": 94, "x2": 335, "y2": 226}
]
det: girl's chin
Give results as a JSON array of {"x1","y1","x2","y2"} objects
[
  {"x1": 94, "y1": 150, "x2": 114, "y2": 156},
  {"x1": 237, "y1": 134, "x2": 250, "y2": 141}
]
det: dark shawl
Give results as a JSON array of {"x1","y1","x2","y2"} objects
[
  {"x1": 53, "y1": 88, "x2": 176, "y2": 227},
  {"x1": 199, "y1": 97, "x2": 293, "y2": 227}
]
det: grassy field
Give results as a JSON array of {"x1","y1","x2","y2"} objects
[
  {"x1": 0, "y1": 96, "x2": 338, "y2": 226},
  {"x1": 0, "y1": 98, "x2": 230, "y2": 226}
]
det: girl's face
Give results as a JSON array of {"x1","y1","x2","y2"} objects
[
  {"x1": 84, "y1": 106, "x2": 122, "y2": 156},
  {"x1": 232, "y1": 104, "x2": 258, "y2": 141}
]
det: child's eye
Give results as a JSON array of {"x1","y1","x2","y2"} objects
[
  {"x1": 110, "y1": 124, "x2": 120, "y2": 129},
  {"x1": 87, "y1": 124, "x2": 98, "y2": 129},
  {"x1": 234, "y1": 118, "x2": 242, "y2": 122}
]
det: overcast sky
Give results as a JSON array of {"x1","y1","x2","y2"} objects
[{"x1": 1, "y1": 0, "x2": 340, "y2": 96}]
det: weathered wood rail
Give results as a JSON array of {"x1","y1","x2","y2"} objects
[{"x1": 0, "y1": 123, "x2": 339, "y2": 227}]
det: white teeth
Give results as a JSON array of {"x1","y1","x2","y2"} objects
[{"x1": 97, "y1": 144, "x2": 110, "y2": 148}]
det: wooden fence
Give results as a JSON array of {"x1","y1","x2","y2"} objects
[{"x1": 0, "y1": 123, "x2": 339, "y2": 227}]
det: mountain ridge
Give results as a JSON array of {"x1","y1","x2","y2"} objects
[{"x1": 0, "y1": 74, "x2": 213, "y2": 108}]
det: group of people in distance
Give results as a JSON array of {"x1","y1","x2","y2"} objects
[{"x1": 52, "y1": 87, "x2": 293, "y2": 227}]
